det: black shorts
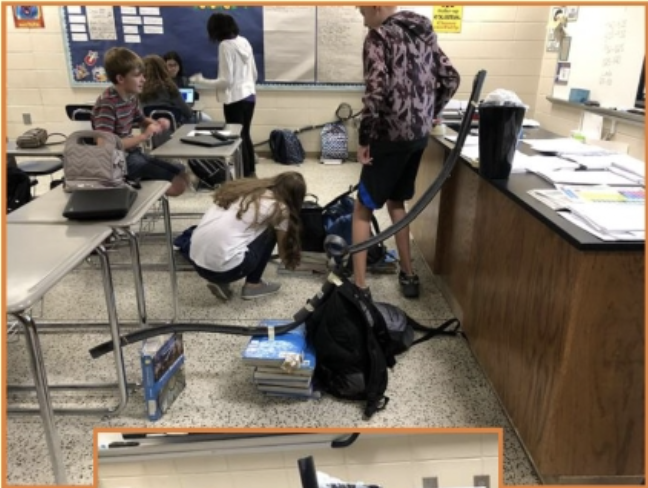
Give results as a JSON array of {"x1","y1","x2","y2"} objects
[
  {"x1": 126, "y1": 149, "x2": 185, "y2": 182},
  {"x1": 357, "y1": 137, "x2": 428, "y2": 210}
]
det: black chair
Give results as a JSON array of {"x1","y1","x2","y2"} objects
[{"x1": 65, "y1": 104, "x2": 94, "y2": 121}]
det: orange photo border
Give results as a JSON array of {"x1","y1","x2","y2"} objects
[{"x1": 1, "y1": 1, "x2": 646, "y2": 488}]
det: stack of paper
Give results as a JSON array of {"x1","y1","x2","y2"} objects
[
  {"x1": 532, "y1": 169, "x2": 637, "y2": 186},
  {"x1": 567, "y1": 202, "x2": 645, "y2": 233},
  {"x1": 609, "y1": 155, "x2": 645, "y2": 185},
  {"x1": 523, "y1": 138, "x2": 612, "y2": 156},
  {"x1": 528, "y1": 189, "x2": 575, "y2": 210},
  {"x1": 556, "y1": 185, "x2": 645, "y2": 204}
]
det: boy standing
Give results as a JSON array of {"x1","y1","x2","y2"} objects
[
  {"x1": 353, "y1": 6, "x2": 460, "y2": 299},
  {"x1": 91, "y1": 47, "x2": 188, "y2": 196}
]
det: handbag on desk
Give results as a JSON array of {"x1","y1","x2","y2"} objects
[{"x1": 16, "y1": 128, "x2": 67, "y2": 149}]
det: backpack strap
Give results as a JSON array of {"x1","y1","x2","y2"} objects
[
  {"x1": 336, "y1": 280, "x2": 393, "y2": 419},
  {"x1": 410, "y1": 318, "x2": 462, "y2": 346}
]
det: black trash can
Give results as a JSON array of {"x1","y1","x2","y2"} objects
[{"x1": 478, "y1": 103, "x2": 526, "y2": 179}]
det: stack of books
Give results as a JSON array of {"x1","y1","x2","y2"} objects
[{"x1": 242, "y1": 320, "x2": 320, "y2": 400}]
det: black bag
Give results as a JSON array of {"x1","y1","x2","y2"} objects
[
  {"x1": 188, "y1": 158, "x2": 229, "y2": 189},
  {"x1": 374, "y1": 302, "x2": 461, "y2": 355},
  {"x1": 7, "y1": 164, "x2": 33, "y2": 213},
  {"x1": 306, "y1": 278, "x2": 394, "y2": 419},
  {"x1": 300, "y1": 194, "x2": 327, "y2": 253},
  {"x1": 269, "y1": 129, "x2": 305, "y2": 165},
  {"x1": 306, "y1": 278, "x2": 462, "y2": 419}
]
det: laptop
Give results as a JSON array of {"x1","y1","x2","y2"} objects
[
  {"x1": 195, "y1": 121, "x2": 227, "y2": 131},
  {"x1": 180, "y1": 135, "x2": 234, "y2": 148},
  {"x1": 63, "y1": 187, "x2": 138, "y2": 221},
  {"x1": 179, "y1": 87, "x2": 196, "y2": 107}
]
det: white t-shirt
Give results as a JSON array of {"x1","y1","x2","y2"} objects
[{"x1": 190, "y1": 193, "x2": 288, "y2": 272}]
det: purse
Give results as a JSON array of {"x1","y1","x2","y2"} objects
[
  {"x1": 16, "y1": 128, "x2": 67, "y2": 149},
  {"x1": 299, "y1": 194, "x2": 326, "y2": 253}
]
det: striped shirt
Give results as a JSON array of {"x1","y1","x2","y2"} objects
[{"x1": 91, "y1": 86, "x2": 144, "y2": 139}]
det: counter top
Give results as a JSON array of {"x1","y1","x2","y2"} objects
[{"x1": 431, "y1": 128, "x2": 644, "y2": 252}]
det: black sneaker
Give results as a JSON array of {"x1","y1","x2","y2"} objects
[{"x1": 399, "y1": 271, "x2": 420, "y2": 298}]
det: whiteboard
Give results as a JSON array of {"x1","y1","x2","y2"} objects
[{"x1": 553, "y1": 6, "x2": 645, "y2": 108}]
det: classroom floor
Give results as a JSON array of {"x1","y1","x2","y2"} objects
[{"x1": 6, "y1": 158, "x2": 541, "y2": 485}]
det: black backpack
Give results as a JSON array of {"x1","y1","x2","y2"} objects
[
  {"x1": 269, "y1": 129, "x2": 305, "y2": 165},
  {"x1": 7, "y1": 162, "x2": 33, "y2": 213},
  {"x1": 188, "y1": 158, "x2": 229, "y2": 189},
  {"x1": 306, "y1": 277, "x2": 461, "y2": 419}
]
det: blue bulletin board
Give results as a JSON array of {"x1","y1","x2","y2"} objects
[
  {"x1": 62, "y1": 6, "x2": 265, "y2": 86},
  {"x1": 60, "y1": 5, "x2": 366, "y2": 90}
]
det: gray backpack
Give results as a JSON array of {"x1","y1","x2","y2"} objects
[{"x1": 63, "y1": 130, "x2": 128, "y2": 192}]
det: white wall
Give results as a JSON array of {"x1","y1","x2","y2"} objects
[{"x1": 99, "y1": 433, "x2": 500, "y2": 488}]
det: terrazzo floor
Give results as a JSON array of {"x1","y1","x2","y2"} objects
[{"x1": 6, "y1": 158, "x2": 541, "y2": 485}]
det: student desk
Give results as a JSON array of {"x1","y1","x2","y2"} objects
[
  {"x1": 410, "y1": 128, "x2": 644, "y2": 483},
  {"x1": 7, "y1": 224, "x2": 128, "y2": 485},
  {"x1": 7, "y1": 181, "x2": 178, "y2": 324},
  {"x1": 6, "y1": 141, "x2": 66, "y2": 158},
  {"x1": 150, "y1": 123, "x2": 244, "y2": 179}
]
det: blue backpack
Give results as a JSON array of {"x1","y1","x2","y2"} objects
[{"x1": 269, "y1": 129, "x2": 305, "y2": 165}]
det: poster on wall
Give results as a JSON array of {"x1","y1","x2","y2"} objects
[
  {"x1": 13, "y1": 6, "x2": 45, "y2": 28},
  {"x1": 546, "y1": 30, "x2": 560, "y2": 52},
  {"x1": 555, "y1": 62, "x2": 571, "y2": 85},
  {"x1": 433, "y1": 6, "x2": 463, "y2": 33}
]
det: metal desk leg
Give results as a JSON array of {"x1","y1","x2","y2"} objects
[
  {"x1": 161, "y1": 195, "x2": 179, "y2": 321},
  {"x1": 122, "y1": 228, "x2": 147, "y2": 327},
  {"x1": 96, "y1": 245, "x2": 129, "y2": 416},
  {"x1": 7, "y1": 245, "x2": 130, "y2": 417},
  {"x1": 14, "y1": 312, "x2": 68, "y2": 485}
]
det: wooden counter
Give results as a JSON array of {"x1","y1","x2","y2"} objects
[{"x1": 410, "y1": 132, "x2": 645, "y2": 484}]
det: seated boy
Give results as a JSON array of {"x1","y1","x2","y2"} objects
[{"x1": 91, "y1": 47, "x2": 188, "y2": 196}]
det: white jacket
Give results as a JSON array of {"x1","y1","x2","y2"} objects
[{"x1": 198, "y1": 36, "x2": 257, "y2": 105}]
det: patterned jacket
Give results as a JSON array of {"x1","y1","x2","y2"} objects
[{"x1": 359, "y1": 11, "x2": 460, "y2": 146}]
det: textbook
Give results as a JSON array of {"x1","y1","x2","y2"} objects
[
  {"x1": 141, "y1": 333, "x2": 186, "y2": 421},
  {"x1": 241, "y1": 320, "x2": 308, "y2": 368}
]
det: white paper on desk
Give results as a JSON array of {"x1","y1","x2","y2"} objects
[
  {"x1": 528, "y1": 189, "x2": 574, "y2": 210},
  {"x1": 558, "y1": 212, "x2": 645, "y2": 241},
  {"x1": 567, "y1": 202, "x2": 645, "y2": 233},
  {"x1": 532, "y1": 169, "x2": 637, "y2": 187},
  {"x1": 522, "y1": 118, "x2": 540, "y2": 128},
  {"x1": 524, "y1": 138, "x2": 611, "y2": 155},
  {"x1": 445, "y1": 134, "x2": 478, "y2": 146},
  {"x1": 611, "y1": 154, "x2": 646, "y2": 178},
  {"x1": 524, "y1": 156, "x2": 579, "y2": 172},
  {"x1": 461, "y1": 146, "x2": 480, "y2": 163}
]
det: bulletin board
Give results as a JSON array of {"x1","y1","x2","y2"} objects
[{"x1": 60, "y1": 5, "x2": 370, "y2": 90}]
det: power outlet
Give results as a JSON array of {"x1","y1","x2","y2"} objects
[
  {"x1": 22, "y1": 113, "x2": 32, "y2": 125},
  {"x1": 474, "y1": 475, "x2": 491, "y2": 488},
  {"x1": 422, "y1": 476, "x2": 439, "y2": 488}
]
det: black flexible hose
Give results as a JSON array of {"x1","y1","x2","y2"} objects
[{"x1": 88, "y1": 70, "x2": 487, "y2": 360}]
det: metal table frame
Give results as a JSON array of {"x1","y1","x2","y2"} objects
[{"x1": 6, "y1": 224, "x2": 130, "y2": 485}]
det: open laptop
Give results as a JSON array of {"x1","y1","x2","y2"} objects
[
  {"x1": 63, "y1": 187, "x2": 138, "y2": 221},
  {"x1": 179, "y1": 87, "x2": 196, "y2": 107}
]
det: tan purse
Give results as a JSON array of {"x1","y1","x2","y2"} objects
[{"x1": 16, "y1": 128, "x2": 66, "y2": 149}]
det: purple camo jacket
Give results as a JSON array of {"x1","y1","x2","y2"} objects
[{"x1": 359, "y1": 10, "x2": 460, "y2": 146}]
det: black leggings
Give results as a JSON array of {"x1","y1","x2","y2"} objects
[{"x1": 223, "y1": 100, "x2": 256, "y2": 177}]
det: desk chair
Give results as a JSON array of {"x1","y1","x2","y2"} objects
[
  {"x1": 65, "y1": 104, "x2": 94, "y2": 122},
  {"x1": 143, "y1": 105, "x2": 182, "y2": 133}
]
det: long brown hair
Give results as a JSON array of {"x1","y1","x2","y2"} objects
[
  {"x1": 140, "y1": 54, "x2": 180, "y2": 103},
  {"x1": 213, "y1": 172, "x2": 306, "y2": 269}
]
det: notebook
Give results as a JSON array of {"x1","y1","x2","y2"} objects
[
  {"x1": 63, "y1": 187, "x2": 138, "y2": 220},
  {"x1": 195, "y1": 121, "x2": 227, "y2": 131},
  {"x1": 180, "y1": 136, "x2": 234, "y2": 148}
]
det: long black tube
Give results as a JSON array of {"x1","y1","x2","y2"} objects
[{"x1": 88, "y1": 70, "x2": 487, "y2": 360}]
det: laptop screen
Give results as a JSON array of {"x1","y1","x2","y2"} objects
[{"x1": 180, "y1": 87, "x2": 195, "y2": 104}]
